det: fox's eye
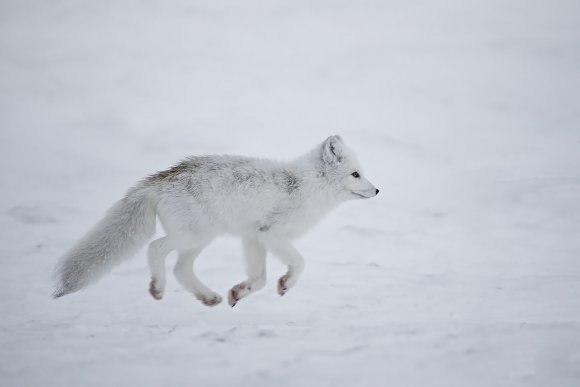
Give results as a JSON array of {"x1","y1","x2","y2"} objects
[{"x1": 351, "y1": 171, "x2": 360, "y2": 178}]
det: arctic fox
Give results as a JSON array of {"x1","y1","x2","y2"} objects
[{"x1": 53, "y1": 135, "x2": 379, "y2": 306}]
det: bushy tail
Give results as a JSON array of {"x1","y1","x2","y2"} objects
[{"x1": 53, "y1": 185, "x2": 157, "y2": 298}]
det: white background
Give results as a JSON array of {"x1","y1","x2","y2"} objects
[{"x1": 1, "y1": 1, "x2": 579, "y2": 386}]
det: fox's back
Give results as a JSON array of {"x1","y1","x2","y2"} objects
[{"x1": 150, "y1": 155, "x2": 305, "y2": 236}]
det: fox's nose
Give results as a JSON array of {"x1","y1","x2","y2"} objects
[{"x1": 375, "y1": 189, "x2": 379, "y2": 195}]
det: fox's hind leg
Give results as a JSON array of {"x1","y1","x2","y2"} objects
[
  {"x1": 148, "y1": 236, "x2": 173, "y2": 300},
  {"x1": 174, "y1": 247, "x2": 222, "y2": 307},
  {"x1": 228, "y1": 237, "x2": 267, "y2": 307}
]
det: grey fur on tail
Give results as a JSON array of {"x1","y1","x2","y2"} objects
[{"x1": 52, "y1": 185, "x2": 156, "y2": 298}]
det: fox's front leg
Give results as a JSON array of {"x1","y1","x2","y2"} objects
[
  {"x1": 228, "y1": 237, "x2": 267, "y2": 307},
  {"x1": 262, "y1": 237, "x2": 305, "y2": 296}
]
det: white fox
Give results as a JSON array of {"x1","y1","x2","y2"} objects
[{"x1": 53, "y1": 135, "x2": 379, "y2": 306}]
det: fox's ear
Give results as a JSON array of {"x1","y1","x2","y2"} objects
[{"x1": 322, "y1": 135, "x2": 344, "y2": 164}]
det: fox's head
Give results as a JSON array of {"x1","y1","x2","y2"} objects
[{"x1": 320, "y1": 135, "x2": 379, "y2": 200}]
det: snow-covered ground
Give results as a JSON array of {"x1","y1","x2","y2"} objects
[{"x1": 1, "y1": 1, "x2": 579, "y2": 386}]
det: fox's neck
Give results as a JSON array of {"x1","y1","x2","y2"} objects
[
  {"x1": 290, "y1": 149, "x2": 343, "y2": 207},
  {"x1": 291, "y1": 145, "x2": 325, "y2": 177}
]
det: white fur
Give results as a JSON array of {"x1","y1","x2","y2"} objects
[{"x1": 53, "y1": 135, "x2": 379, "y2": 306}]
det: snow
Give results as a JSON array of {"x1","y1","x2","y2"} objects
[{"x1": 1, "y1": 0, "x2": 580, "y2": 386}]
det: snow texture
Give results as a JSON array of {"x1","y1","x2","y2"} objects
[{"x1": 1, "y1": 1, "x2": 579, "y2": 386}]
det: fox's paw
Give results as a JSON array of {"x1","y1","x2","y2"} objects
[
  {"x1": 277, "y1": 275, "x2": 291, "y2": 296},
  {"x1": 195, "y1": 292, "x2": 222, "y2": 307},
  {"x1": 149, "y1": 278, "x2": 164, "y2": 300},
  {"x1": 228, "y1": 282, "x2": 251, "y2": 307}
]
